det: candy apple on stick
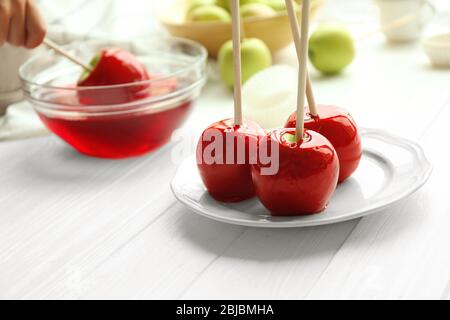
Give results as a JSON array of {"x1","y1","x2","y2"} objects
[
  {"x1": 44, "y1": 39, "x2": 175, "y2": 105},
  {"x1": 285, "y1": 105, "x2": 362, "y2": 183},
  {"x1": 77, "y1": 48, "x2": 152, "y2": 105},
  {"x1": 78, "y1": 48, "x2": 150, "y2": 87},
  {"x1": 252, "y1": 0, "x2": 339, "y2": 215},
  {"x1": 284, "y1": 0, "x2": 362, "y2": 183},
  {"x1": 196, "y1": 0, "x2": 265, "y2": 202}
]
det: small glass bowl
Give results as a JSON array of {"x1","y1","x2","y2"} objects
[{"x1": 19, "y1": 37, "x2": 207, "y2": 159}]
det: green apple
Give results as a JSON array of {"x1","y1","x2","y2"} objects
[
  {"x1": 267, "y1": 0, "x2": 300, "y2": 12},
  {"x1": 217, "y1": 0, "x2": 270, "y2": 10},
  {"x1": 79, "y1": 53, "x2": 101, "y2": 82},
  {"x1": 187, "y1": 0, "x2": 218, "y2": 13},
  {"x1": 240, "y1": 0, "x2": 270, "y2": 5},
  {"x1": 218, "y1": 38, "x2": 272, "y2": 88},
  {"x1": 186, "y1": 5, "x2": 231, "y2": 22},
  {"x1": 215, "y1": 0, "x2": 230, "y2": 10},
  {"x1": 240, "y1": 3, "x2": 276, "y2": 18},
  {"x1": 308, "y1": 24, "x2": 355, "y2": 75}
]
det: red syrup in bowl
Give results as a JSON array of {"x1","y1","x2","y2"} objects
[
  {"x1": 36, "y1": 78, "x2": 192, "y2": 159},
  {"x1": 37, "y1": 100, "x2": 192, "y2": 159}
]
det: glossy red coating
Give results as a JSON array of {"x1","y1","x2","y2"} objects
[
  {"x1": 196, "y1": 118, "x2": 266, "y2": 203},
  {"x1": 77, "y1": 48, "x2": 151, "y2": 105},
  {"x1": 285, "y1": 105, "x2": 362, "y2": 183},
  {"x1": 252, "y1": 128, "x2": 339, "y2": 216}
]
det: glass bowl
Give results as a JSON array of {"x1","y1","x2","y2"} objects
[{"x1": 19, "y1": 37, "x2": 207, "y2": 159}]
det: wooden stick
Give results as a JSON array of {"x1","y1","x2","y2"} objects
[
  {"x1": 285, "y1": 0, "x2": 318, "y2": 117},
  {"x1": 43, "y1": 38, "x2": 93, "y2": 72},
  {"x1": 294, "y1": 0, "x2": 310, "y2": 141},
  {"x1": 305, "y1": 78, "x2": 317, "y2": 116},
  {"x1": 357, "y1": 14, "x2": 417, "y2": 42},
  {"x1": 230, "y1": 0, "x2": 243, "y2": 126}
]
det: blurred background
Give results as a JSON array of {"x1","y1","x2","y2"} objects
[
  {"x1": 38, "y1": 0, "x2": 450, "y2": 40},
  {"x1": 1, "y1": 0, "x2": 450, "y2": 140}
]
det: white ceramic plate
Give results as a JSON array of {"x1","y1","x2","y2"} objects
[{"x1": 171, "y1": 128, "x2": 432, "y2": 228}]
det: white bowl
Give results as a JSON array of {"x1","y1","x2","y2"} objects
[{"x1": 423, "y1": 32, "x2": 450, "y2": 68}]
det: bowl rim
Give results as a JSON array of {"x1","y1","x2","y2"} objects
[
  {"x1": 18, "y1": 36, "x2": 208, "y2": 91},
  {"x1": 26, "y1": 76, "x2": 206, "y2": 115}
]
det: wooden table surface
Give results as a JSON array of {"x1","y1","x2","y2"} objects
[{"x1": 1, "y1": 0, "x2": 449, "y2": 300}]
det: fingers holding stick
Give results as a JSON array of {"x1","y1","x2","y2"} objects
[{"x1": 25, "y1": 0, "x2": 46, "y2": 49}]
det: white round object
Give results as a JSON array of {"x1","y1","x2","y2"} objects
[
  {"x1": 242, "y1": 65, "x2": 298, "y2": 129},
  {"x1": 171, "y1": 128, "x2": 432, "y2": 228},
  {"x1": 423, "y1": 32, "x2": 450, "y2": 68}
]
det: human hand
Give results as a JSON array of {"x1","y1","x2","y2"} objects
[{"x1": 0, "y1": 0, "x2": 46, "y2": 48}]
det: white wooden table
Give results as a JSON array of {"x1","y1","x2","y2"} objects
[{"x1": 1, "y1": 0, "x2": 450, "y2": 300}]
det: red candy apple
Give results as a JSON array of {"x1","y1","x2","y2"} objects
[
  {"x1": 196, "y1": 118, "x2": 266, "y2": 202},
  {"x1": 252, "y1": 128, "x2": 339, "y2": 215},
  {"x1": 285, "y1": 105, "x2": 362, "y2": 183},
  {"x1": 78, "y1": 48, "x2": 150, "y2": 86},
  {"x1": 77, "y1": 48, "x2": 151, "y2": 105}
]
